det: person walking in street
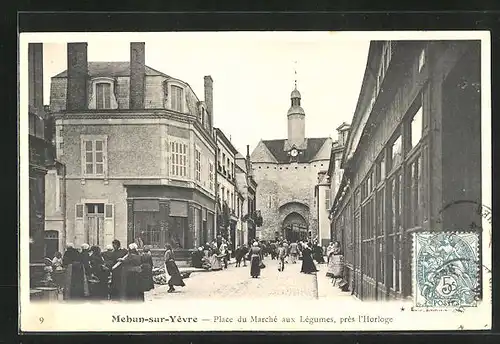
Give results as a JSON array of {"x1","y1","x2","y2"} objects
[
  {"x1": 248, "y1": 241, "x2": 262, "y2": 278},
  {"x1": 300, "y1": 242, "x2": 318, "y2": 274},
  {"x1": 289, "y1": 241, "x2": 299, "y2": 264},
  {"x1": 164, "y1": 244, "x2": 186, "y2": 293},
  {"x1": 277, "y1": 242, "x2": 287, "y2": 272},
  {"x1": 312, "y1": 241, "x2": 325, "y2": 264}
]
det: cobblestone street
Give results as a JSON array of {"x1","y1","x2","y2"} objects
[{"x1": 146, "y1": 257, "x2": 318, "y2": 300}]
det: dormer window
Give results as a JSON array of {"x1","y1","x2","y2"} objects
[
  {"x1": 171, "y1": 85, "x2": 184, "y2": 112},
  {"x1": 88, "y1": 77, "x2": 118, "y2": 110},
  {"x1": 96, "y1": 83, "x2": 111, "y2": 109}
]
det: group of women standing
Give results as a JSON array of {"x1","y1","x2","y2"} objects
[{"x1": 59, "y1": 240, "x2": 156, "y2": 302}]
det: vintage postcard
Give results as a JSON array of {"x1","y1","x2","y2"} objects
[{"x1": 19, "y1": 31, "x2": 491, "y2": 332}]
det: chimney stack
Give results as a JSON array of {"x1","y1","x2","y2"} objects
[
  {"x1": 129, "y1": 42, "x2": 145, "y2": 110},
  {"x1": 28, "y1": 43, "x2": 44, "y2": 113},
  {"x1": 204, "y1": 76, "x2": 213, "y2": 126},
  {"x1": 246, "y1": 144, "x2": 252, "y2": 176},
  {"x1": 67, "y1": 43, "x2": 88, "y2": 111}
]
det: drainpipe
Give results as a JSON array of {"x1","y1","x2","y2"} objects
[
  {"x1": 214, "y1": 129, "x2": 218, "y2": 239},
  {"x1": 57, "y1": 160, "x2": 67, "y2": 252}
]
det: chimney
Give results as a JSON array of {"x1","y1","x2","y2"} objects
[
  {"x1": 129, "y1": 42, "x2": 145, "y2": 109},
  {"x1": 28, "y1": 43, "x2": 44, "y2": 113},
  {"x1": 204, "y1": 76, "x2": 213, "y2": 126},
  {"x1": 67, "y1": 43, "x2": 88, "y2": 111},
  {"x1": 246, "y1": 145, "x2": 252, "y2": 176}
]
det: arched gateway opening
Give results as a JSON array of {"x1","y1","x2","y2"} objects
[{"x1": 282, "y1": 212, "x2": 308, "y2": 243}]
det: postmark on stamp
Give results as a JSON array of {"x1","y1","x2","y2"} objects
[{"x1": 414, "y1": 232, "x2": 480, "y2": 308}]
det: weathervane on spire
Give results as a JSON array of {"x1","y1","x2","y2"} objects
[{"x1": 294, "y1": 60, "x2": 298, "y2": 88}]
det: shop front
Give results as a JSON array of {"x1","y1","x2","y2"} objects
[{"x1": 126, "y1": 185, "x2": 216, "y2": 264}]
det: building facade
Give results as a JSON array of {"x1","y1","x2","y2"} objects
[
  {"x1": 326, "y1": 123, "x2": 350, "y2": 244},
  {"x1": 215, "y1": 128, "x2": 239, "y2": 251},
  {"x1": 235, "y1": 146, "x2": 258, "y2": 245},
  {"x1": 251, "y1": 86, "x2": 332, "y2": 241},
  {"x1": 50, "y1": 42, "x2": 217, "y2": 257},
  {"x1": 331, "y1": 40, "x2": 482, "y2": 301}
]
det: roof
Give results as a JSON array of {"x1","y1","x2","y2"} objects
[
  {"x1": 287, "y1": 105, "x2": 305, "y2": 116},
  {"x1": 215, "y1": 128, "x2": 239, "y2": 155},
  {"x1": 261, "y1": 138, "x2": 329, "y2": 164},
  {"x1": 291, "y1": 88, "x2": 301, "y2": 98},
  {"x1": 52, "y1": 62, "x2": 170, "y2": 78}
]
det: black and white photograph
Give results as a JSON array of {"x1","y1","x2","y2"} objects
[{"x1": 19, "y1": 31, "x2": 491, "y2": 332}]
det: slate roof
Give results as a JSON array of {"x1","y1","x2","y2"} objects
[
  {"x1": 262, "y1": 138, "x2": 329, "y2": 163},
  {"x1": 53, "y1": 62, "x2": 170, "y2": 78}
]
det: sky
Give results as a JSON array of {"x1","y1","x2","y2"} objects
[{"x1": 39, "y1": 32, "x2": 369, "y2": 155}]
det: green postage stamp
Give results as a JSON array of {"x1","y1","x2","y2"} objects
[{"x1": 414, "y1": 232, "x2": 480, "y2": 308}]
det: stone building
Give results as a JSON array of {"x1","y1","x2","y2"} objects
[
  {"x1": 214, "y1": 127, "x2": 239, "y2": 250},
  {"x1": 331, "y1": 40, "x2": 482, "y2": 301},
  {"x1": 235, "y1": 146, "x2": 258, "y2": 245},
  {"x1": 251, "y1": 86, "x2": 332, "y2": 241},
  {"x1": 50, "y1": 42, "x2": 217, "y2": 258},
  {"x1": 326, "y1": 122, "x2": 350, "y2": 243},
  {"x1": 28, "y1": 43, "x2": 49, "y2": 264}
]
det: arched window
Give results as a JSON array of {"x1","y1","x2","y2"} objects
[{"x1": 88, "y1": 77, "x2": 118, "y2": 110}]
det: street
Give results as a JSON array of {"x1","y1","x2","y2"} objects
[{"x1": 145, "y1": 257, "x2": 319, "y2": 301}]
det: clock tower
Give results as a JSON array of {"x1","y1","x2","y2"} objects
[{"x1": 287, "y1": 85, "x2": 306, "y2": 151}]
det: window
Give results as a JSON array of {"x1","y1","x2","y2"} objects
[
  {"x1": 195, "y1": 148, "x2": 201, "y2": 181},
  {"x1": 171, "y1": 85, "x2": 184, "y2": 112},
  {"x1": 268, "y1": 195, "x2": 272, "y2": 208},
  {"x1": 389, "y1": 135, "x2": 402, "y2": 171},
  {"x1": 82, "y1": 136, "x2": 107, "y2": 177},
  {"x1": 410, "y1": 105, "x2": 423, "y2": 149},
  {"x1": 375, "y1": 155, "x2": 386, "y2": 185},
  {"x1": 170, "y1": 141, "x2": 188, "y2": 177},
  {"x1": 325, "y1": 191, "x2": 330, "y2": 210},
  {"x1": 209, "y1": 162, "x2": 214, "y2": 190},
  {"x1": 418, "y1": 48, "x2": 426, "y2": 72},
  {"x1": 409, "y1": 156, "x2": 423, "y2": 228},
  {"x1": 96, "y1": 83, "x2": 111, "y2": 109}
]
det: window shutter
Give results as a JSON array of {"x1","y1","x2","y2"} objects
[
  {"x1": 103, "y1": 137, "x2": 108, "y2": 179},
  {"x1": 74, "y1": 203, "x2": 85, "y2": 246},
  {"x1": 104, "y1": 203, "x2": 115, "y2": 247}
]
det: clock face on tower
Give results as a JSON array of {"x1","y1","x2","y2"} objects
[{"x1": 290, "y1": 148, "x2": 298, "y2": 157}]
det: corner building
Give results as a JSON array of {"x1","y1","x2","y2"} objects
[
  {"x1": 331, "y1": 40, "x2": 482, "y2": 301},
  {"x1": 251, "y1": 87, "x2": 332, "y2": 241},
  {"x1": 50, "y1": 42, "x2": 217, "y2": 256}
]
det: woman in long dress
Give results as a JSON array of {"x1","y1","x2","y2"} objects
[
  {"x1": 117, "y1": 243, "x2": 145, "y2": 301},
  {"x1": 209, "y1": 247, "x2": 223, "y2": 271},
  {"x1": 140, "y1": 246, "x2": 155, "y2": 293},
  {"x1": 88, "y1": 245, "x2": 110, "y2": 300},
  {"x1": 300, "y1": 243, "x2": 318, "y2": 274},
  {"x1": 326, "y1": 241, "x2": 345, "y2": 285},
  {"x1": 249, "y1": 242, "x2": 262, "y2": 278},
  {"x1": 164, "y1": 244, "x2": 186, "y2": 293},
  {"x1": 62, "y1": 243, "x2": 89, "y2": 300}
]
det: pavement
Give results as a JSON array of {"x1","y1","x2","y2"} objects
[
  {"x1": 315, "y1": 260, "x2": 359, "y2": 301},
  {"x1": 145, "y1": 256, "x2": 317, "y2": 300}
]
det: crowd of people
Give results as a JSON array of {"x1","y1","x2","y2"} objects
[
  {"x1": 44, "y1": 234, "x2": 348, "y2": 301},
  {"x1": 47, "y1": 239, "x2": 189, "y2": 302}
]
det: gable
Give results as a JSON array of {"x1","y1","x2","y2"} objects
[
  {"x1": 311, "y1": 138, "x2": 333, "y2": 161},
  {"x1": 250, "y1": 141, "x2": 278, "y2": 163}
]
